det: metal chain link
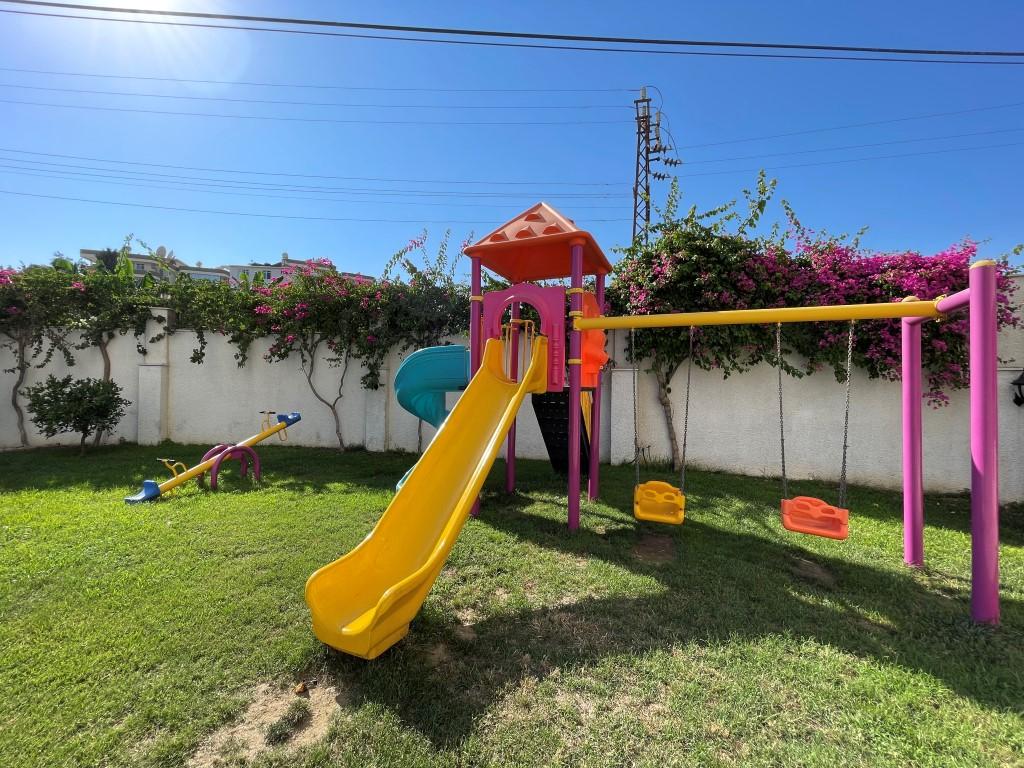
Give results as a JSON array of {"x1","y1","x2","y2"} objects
[
  {"x1": 776, "y1": 323, "x2": 789, "y2": 499},
  {"x1": 631, "y1": 328, "x2": 640, "y2": 487},
  {"x1": 680, "y1": 329, "x2": 693, "y2": 492},
  {"x1": 837, "y1": 321, "x2": 855, "y2": 508}
]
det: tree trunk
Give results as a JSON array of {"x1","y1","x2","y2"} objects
[
  {"x1": 99, "y1": 337, "x2": 112, "y2": 381},
  {"x1": 654, "y1": 367, "x2": 681, "y2": 470},
  {"x1": 92, "y1": 338, "x2": 111, "y2": 448},
  {"x1": 417, "y1": 419, "x2": 423, "y2": 453},
  {"x1": 11, "y1": 339, "x2": 28, "y2": 447},
  {"x1": 300, "y1": 341, "x2": 346, "y2": 450},
  {"x1": 79, "y1": 433, "x2": 87, "y2": 456}
]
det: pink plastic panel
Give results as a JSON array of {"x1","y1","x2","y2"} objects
[{"x1": 483, "y1": 283, "x2": 565, "y2": 391}]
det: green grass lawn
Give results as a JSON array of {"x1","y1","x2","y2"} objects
[{"x1": 1, "y1": 443, "x2": 1022, "y2": 768}]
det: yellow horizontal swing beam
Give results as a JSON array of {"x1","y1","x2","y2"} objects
[{"x1": 573, "y1": 300, "x2": 943, "y2": 331}]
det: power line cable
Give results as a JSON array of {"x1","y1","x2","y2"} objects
[
  {"x1": 0, "y1": 187, "x2": 632, "y2": 223},
  {"x1": 16, "y1": 141, "x2": 1013, "y2": 191},
  {"x1": 680, "y1": 101, "x2": 1024, "y2": 148},
  {"x1": 2, "y1": 7, "x2": 1023, "y2": 65},
  {"x1": 0, "y1": 97, "x2": 632, "y2": 125},
  {"x1": 0, "y1": 157, "x2": 626, "y2": 197},
  {"x1": 0, "y1": 65, "x2": 635, "y2": 93},
  {"x1": 0, "y1": 145, "x2": 627, "y2": 186},
  {"x1": 6, "y1": 1, "x2": 1024, "y2": 58},
  {"x1": 0, "y1": 166, "x2": 629, "y2": 209},
  {"x1": 684, "y1": 126, "x2": 1024, "y2": 163},
  {"x1": 677, "y1": 140, "x2": 1024, "y2": 178},
  {"x1": 0, "y1": 65, "x2": 635, "y2": 92},
  {"x1": 0, "y1": 82, "x2": 632, "y2": 109}
]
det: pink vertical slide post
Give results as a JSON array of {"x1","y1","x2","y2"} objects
[
  {"x1": 567, "y1": 241, "x2": 584, "y2": 531},
  {"x1": 470, "y1": 258, "x2": 483, "y2": 517},
  {"x1": 505, "y1": 302, "x2": 520, "y2": 493},
  {"x1": 469, "y1": 259, "x2": 482, "y2": 376},
  {"x1": 901, "y1": 311, "x2": 925, "y2": 567},
  {"x1": 588, "y1": 274, "x2": 605, "y2": 500},
  {"x1": 969, "y1": 260, "x2": 1000, "y2": 624}
]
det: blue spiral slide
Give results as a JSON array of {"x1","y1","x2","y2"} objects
[{"x1": 393, "y1": 345, "x2": 470, "y2": 487}]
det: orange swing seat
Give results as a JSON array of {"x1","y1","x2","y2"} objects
[
  {"x1": 634, "y1": 481, "x2": 685, "y2": 525},
  {"x1": 781, "y1": 497, "x2": 849, "y2": 541}
]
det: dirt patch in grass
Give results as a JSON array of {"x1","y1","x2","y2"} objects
[
  {"x1": 453, "y1": 623, "x2": 478, "y2": 643},
  {"x1": 426, "y1": 643, "x2": 452, "y2": 668},
  {"x1": 187, "y1": 680, "x2": 341, "y2": 767},
  {"x1": 631, "y1": 534, "x2": 676, "y2": 565},
  {"x1": 790, "y1": 556, "x2": 836, "y2": 588}
]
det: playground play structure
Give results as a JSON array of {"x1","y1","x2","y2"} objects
[
  {"x1": 124, "y1": 411, "x2": 300, "y2": 503},
  {"x1": 305, "y1": 202, "x2": 1004, "y2": 659}
]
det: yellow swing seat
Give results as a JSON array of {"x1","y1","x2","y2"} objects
[{"x1": 633, "y1": 480, "x2": 685, "y2": 525}]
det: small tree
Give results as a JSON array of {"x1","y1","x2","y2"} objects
[
  {"x1": 258, "y1": 260, "x2": 371, "y2": 450},
  {"x1": 0, "y1": 265, "x2": 78, "y2": 447},
  {"x1": 22, "y1": 375, "x2": 130, "y2": 455},
  {"x1": 71, "y1": 239, "x2": 159, "y2": 445}
]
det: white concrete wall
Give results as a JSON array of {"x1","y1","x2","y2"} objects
[
  {"x1": 606, "y1": 323, "x2": 1023, "y2": 501},
  {"x1": 1, "y1": 303, "x2": 1021, "y2": 501}
]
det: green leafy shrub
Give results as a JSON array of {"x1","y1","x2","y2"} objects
[{"x1": 22, "y1": 375, "x2": 130, "y2": 455}]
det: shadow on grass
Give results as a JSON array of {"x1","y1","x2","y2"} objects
[
  {"x1": 565, "y1": 461, "x2": 1024, "y2": 546},
  {"x1": 0, "y1": 443, "x2": 411, "y2": 496},
  {"x1": 318, "y1": 480, "x2": 1023, "y2": 751}
]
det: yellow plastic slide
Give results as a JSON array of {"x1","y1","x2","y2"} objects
[{"x1": 305, "y1": 336, "x2": 549, "y2": 659}]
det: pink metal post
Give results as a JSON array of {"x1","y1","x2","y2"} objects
[
  {"x1": 470, "y1": 259, "x2": 482, "y2": 376},
  {"x1": 969, "y1": 260, "x2": 1000, "y2": 624},
  {"x1": 588, "y1": 274, "x2": 605, "y2": 500},
  {"x1": 470, "y1": 258, "x2": 482, "y2": 517},
  {"x1": 901, "y1": 307, "x2": 925, "y2": 567},
  {"x1": 505, "y1": 302, "x2": 520, "y2": 493},
  {"x1": 936, "y1": 288, "x2": 971, "y2": 315},
  {"x1": 567, "y1": 241, "x2": 584, "y2": 530}
]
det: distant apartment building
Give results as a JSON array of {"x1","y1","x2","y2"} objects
[
  {"x1": 79, "y1": 247, "x2": 230, "y2": 283},
  {"x1": 222, "y1": 253, "x2": 373, "y2": 285},
  {"x1": 80, "y1": 248, "x2": 370, "y2": 286},
  {"x1": 222, "y1": 259, "x2": 292, "y2": 284}
]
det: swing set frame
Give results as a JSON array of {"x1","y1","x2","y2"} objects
[
  {"x1": 465, "y1": 204, "x2": 1001, "y2": 625},
  {"x1": 577, "y1": 260, "x2": 1003, "y2": 625}
]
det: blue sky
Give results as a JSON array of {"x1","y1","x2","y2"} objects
[{"x1": 0, "y1": 0, "x2": 1022, "y2": 276}]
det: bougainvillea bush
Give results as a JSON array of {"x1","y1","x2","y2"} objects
[
  {"x1": 1, "y1": 195, "x2": 1018, "y2": 459},
  {"x1": 249, "y1": 259, "x2": 373, "y2": 449},
  {"x1": 610, "y1": 179, "x2": 1019, "y2": 466}
]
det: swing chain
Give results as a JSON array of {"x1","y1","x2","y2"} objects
[
  {"x1": 631, "y1": 329, "x2": 640, "y2": 487},
  {"x1": 776, "y1": 323, "x2": 789, "y2": 500},
  {"x1": 838, "y1": 321, "x2": 855, "y2": 509},
  {"x1": 680, "y1": 328, "x2": 693, "y2": 492}
]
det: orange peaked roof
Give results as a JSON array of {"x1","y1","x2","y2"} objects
[{"x1": 464, "y1": 202, "x2": 612, "y2": 282}]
